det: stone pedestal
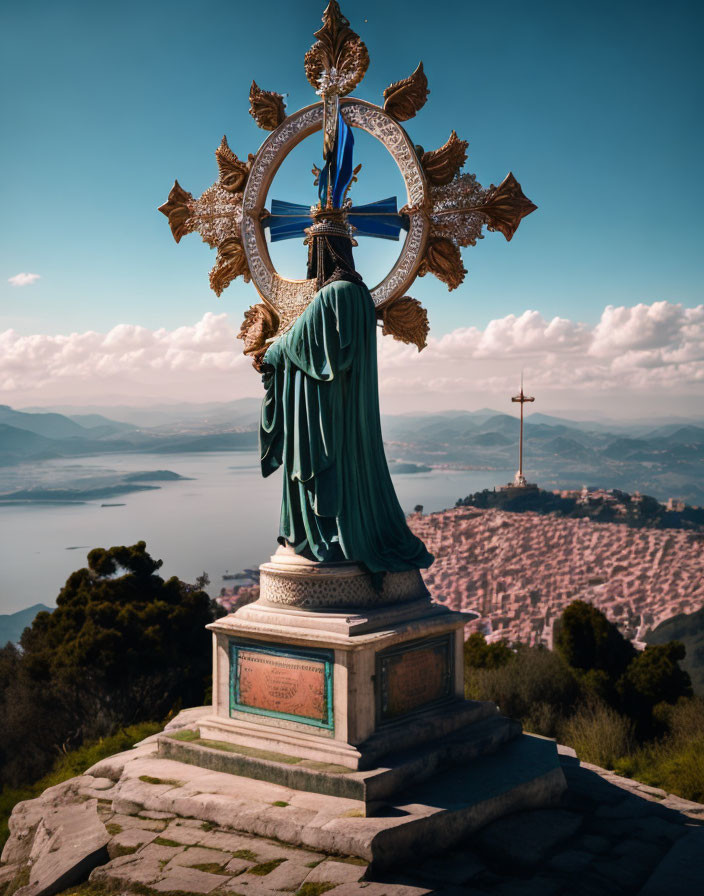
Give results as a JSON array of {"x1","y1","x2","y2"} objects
[
  {"x1": 158, "y1": 546, "x2": 567, "y2": 833},
  {"x1": 198, "y1": 547, "x2": 478, "y2": 774}
]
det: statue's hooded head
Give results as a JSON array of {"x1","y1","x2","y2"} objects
[{"x1": 304, "y1": 211, "x2": 363, "y2": 290}]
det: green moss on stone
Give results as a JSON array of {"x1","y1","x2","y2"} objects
[
  {"x1": 105, "y1": 822, "x2": 123, "y2": 835},
  {"x1": 190, "y1": 863, "x2": 229, "y2": 874},
  {"x1": 153, "y1": 837, "x2": 183, "y2": 847},
  {"x1": 167, "y1": 729, "x2": 200, "y2": 742},
  {"x1": 196, "y1": 737, "x2": 301, "y2": 765},
  {"x1": 248, "y1": 858, "x2": 286, "y2": 876},
  {"x1": 138, "y1": 775, "x2": 183, "y2": 787},
  {"x1": 271, "y1": 800, "x2": 289, "y2": 807},
  {"x1": 296, "y1": 884, "x2": 338, "y2": 896},
  {"x1": 109, "y1": 844, "x2": 138, "y2": 858},
  {"x1": 232, "y1": 848, "x2": 258, "y2": 861}
]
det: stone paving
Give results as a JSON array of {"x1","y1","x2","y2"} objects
[{"x1": 2, "y1": 715, "x2": 703, "y2": 896}]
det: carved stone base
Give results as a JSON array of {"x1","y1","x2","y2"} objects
[{"x1": 258, "y1": 545, "x2": 429, "y2": 609}]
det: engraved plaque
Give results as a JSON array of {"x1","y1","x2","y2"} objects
[
  {"x1": 378, "y1": 636, "x2": 451, "y2": 721},
  {"x1": 230, "y1": 642, "x2": 333, "y2": 729}
]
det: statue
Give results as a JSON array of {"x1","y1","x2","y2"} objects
[
  {"x1": 154, "y1": 7, "x2": 565, "y2": 837},
  {"x1": 158, "y1": 0, "x2": 537, "y2": 577},
  {"x1": 259, "y1": 187, "x2": 433, "y2": 573}
]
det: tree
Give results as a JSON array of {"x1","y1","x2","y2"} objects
[
  {"x1": 618, "y1": 642, "x2": 692, "y2": 730},
  {"x1": 555, "y1": 601, "x2": 636, "y2": 679},
  {"x1": 1, "y1": 542, "x2": 214, "y2": 789},
  {"x1": 464, "y1": 632, "x2": 513, "y2": 669}
]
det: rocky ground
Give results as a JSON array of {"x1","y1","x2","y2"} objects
[{"x1": 1, "y1": 710, "x2": 703, "y2": 896}]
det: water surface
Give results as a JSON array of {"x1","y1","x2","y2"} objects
[{"x1": 0, "y1": 451, "x2": 509, "y2": 614}]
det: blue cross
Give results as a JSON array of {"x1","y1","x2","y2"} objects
[{"x1": 264, "y1": 111, "x2": 408, "y2": 244}]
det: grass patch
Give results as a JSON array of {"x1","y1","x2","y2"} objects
[
  {"x1": 190, "y1": 863, "x2": 229, "y2": 874},
  {"x1": 335, "y1": 856, "x2": 368, "y2": 865},
  {"x1": 153, "y1": 837, "x2": 183, "y2": 848},
  {"x1": 200, "y1": 821, "x2": 215, "y2": 832},
  {"x1": 232, "y1": 848, "x2": 258, "y2": 861},
  {"x1": 0, "y1": 864, "x2": 29, "y2": 896},
  {"x1": 296, "y1": 884, "x2": 338, "y2": 896},
  {"x1": 0, "y1": 721, "x2": 161, "y2": 853},
  {"x1": 271, "y1": 800, "x2": 289, "y2": 807},
  {"x1": 196, "y1": 737, "x2": 301, "y2": 765},
  {"x1": 138, "y1": 775, "x2": 182, "y2": 786},
  {"x1": 105, "y1": 822, "x2": 123, "y2": 835},
  {"x1": 109, "y1": 844, "x2": 138, "y2": 857},
  {"x1": 167, "y1": 729, "x2": 200, "y2": 742},
  {"x1": 305, "y1": 859, "x2": 323, "y2": 868},
  {"x1": 615, "y1": 736, "x2": 704, "y2": 802},
  {"x1": 248, "y1": 858, "x2": 286, "y2": 876}
]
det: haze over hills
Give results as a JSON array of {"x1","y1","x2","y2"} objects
[
  {"x1": 0, "y1": 604, "x2": 51, "y2": 648},
  {"x1": 1, "y1": 403, "x2": 703, "y2": 504}
]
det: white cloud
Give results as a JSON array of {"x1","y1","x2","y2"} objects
[
  {"x1": 8, "y1": 272, "x2": 40, "y2": 287},
  {"x1": 0, "y1": 312, "x2": 250, "y2": 403},
  {"x1": 376, "y1": 301, "x2": 704, "y2": 413},
  {"x1": 0, "y1": 302, "x2": 702, "y2": 414}
]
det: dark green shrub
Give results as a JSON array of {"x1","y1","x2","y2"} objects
[{"x1": 555, "y1": 600, "x2": 636, "y2": 678}]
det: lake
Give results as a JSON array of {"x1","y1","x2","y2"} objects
[{"x1": 0, "y1": 451, "x2": 510, "y2": 615}]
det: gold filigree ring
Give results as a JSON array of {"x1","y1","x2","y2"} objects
[{"x1": 241, "y1": 98, "x2": 429, "y2": 334}]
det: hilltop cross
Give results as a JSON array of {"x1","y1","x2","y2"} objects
[{"x1": 511, "y1": 377, "x2": 535, "y2": 487}]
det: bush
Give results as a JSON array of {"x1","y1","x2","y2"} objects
[
  {"x1": 555, "y1": 600, "x2": 635, "y2": 679},
  {"x1": 463, "y1": 633, "x2": 513, "y2": 669},
  {"x1": 618, "y1": 642, "x2": 692, "y2": 733},
  {"x1": 466, "y1": 642, "x2": 580, "y2": 738},
  {"x1": 560, "y1": 700, "x2": 634, "y2": 769},
  {"x1": 615, "y1": 698, "x2": 704, "y2": 801}
]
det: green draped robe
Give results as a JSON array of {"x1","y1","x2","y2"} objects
[{"x1": 260, "y1": 279, "x2": 433, "y2": 574}]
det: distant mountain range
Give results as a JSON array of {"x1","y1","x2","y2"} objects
[
  {"x1": 0, "y1": 403, "x2": 259, "y2": 467},
  {"x1": 382, "y1": 409, "x2": 704, "y2": 505},
  {"x1": 2, "y1": 403, "x2": 703, "y2": 504},
  {"x1": 0, "y1": 603, "x2": 51, "y2": 648}
]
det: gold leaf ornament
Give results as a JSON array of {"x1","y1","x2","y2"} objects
[
  {"x1": 379, "y1": 296, "x2": 429, "y2": 351},
  {"x1": 215, "y1": 136, "x2": 252, "y2": 193},
  {"x1": 421, "y1": 131, "x2": 469, "y2": 185},
  {"x1": 418, "y1": 237, "x2": 467, "y2": 290},
  {"x1": 249, "y1": 81, "x2": 287, "y2": 131},
  {"x1": 304, "y1": 1, "x2": 369, "y2": 95},
  {"x1": 480, "y1": 172, "x2": 538, "y2": 242},
  {"x1": 238, "y1": 303, "x2": 280, "y2": 358},
  {"x1": 383, "y1": 62, "x2": 429, "y2": 122},
  {"x1": 158, "y1": 181, "x2": 195, "y2": 243},
  {"x1": 209, "y1": 238, "x2": 250, "y2": 297}
]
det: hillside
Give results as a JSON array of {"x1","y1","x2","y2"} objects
[
  {"x1": 646, "y1": 607, "x2": 704, "y2": 694},
  {"x1": 0, "y1": 604, "x2": 51, "y2": 647},
  {"x1": 1, "y1": 404, "x2": 703, "y2": 503},
  {"x1": 409, "y1": 507, "x2": 704, "y2": 681},
  {"x1": 385, "y1": 409, "x2": 704, "y2": 504}
]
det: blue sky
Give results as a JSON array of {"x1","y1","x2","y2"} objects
[
  {"x1": 2, "y1": 0, "x2": 702, "y2": 336},
  {"x1": 0, "y1": 1, "x2": 702, "y2": 416}
]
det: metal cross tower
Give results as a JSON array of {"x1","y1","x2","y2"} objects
[{"x1": 511, "y1": 376, "x2": 535, "y2": 487}]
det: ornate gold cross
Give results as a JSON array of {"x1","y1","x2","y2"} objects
[{"x1": 159, "y1": 2, "x2": 536, "y2": 359}]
